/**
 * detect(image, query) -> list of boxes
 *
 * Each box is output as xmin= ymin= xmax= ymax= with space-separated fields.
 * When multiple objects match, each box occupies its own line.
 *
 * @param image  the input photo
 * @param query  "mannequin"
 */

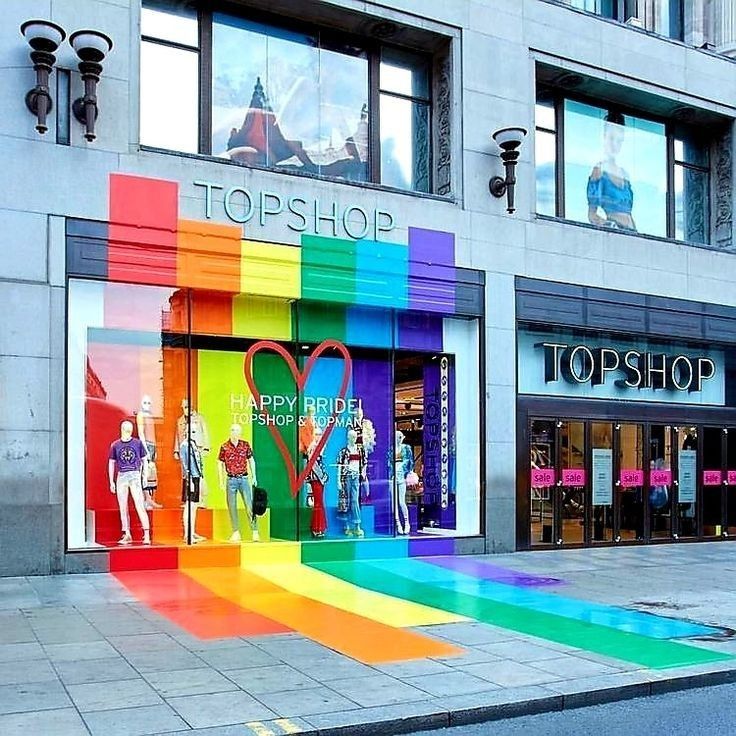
xmin=392 ymin=430 xmax=414 ymax=535
xmin=305 ymin=420 xmax=328 ymax=538
xmin=587 ymin=111 xmax=636 ymax=232
xmin=179 ymin=437 xmax=206 ymax=544
xmin=299 ymin=405 xmax=317 ymax=508
xmin=351 ymin=404 xmax=376 ymax=503
xmin=173 ymin=398 xmax=210 ymax=455
xmin=337 ymin=429 xmax=366 ymax=537
xmin=136 ymin=394 xmax=162 ymax=510
xmin=174 ymin=398 xmax=210 ymax=504
xmin=108 ymin=420 xmax=151 ymax=545
xmin=218 ymin=424 xmax=259 ymax=542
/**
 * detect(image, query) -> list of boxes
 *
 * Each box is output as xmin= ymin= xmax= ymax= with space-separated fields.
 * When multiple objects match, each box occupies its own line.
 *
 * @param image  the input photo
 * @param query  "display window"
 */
xmin=67 ymin=279 xmax=480 ymax=549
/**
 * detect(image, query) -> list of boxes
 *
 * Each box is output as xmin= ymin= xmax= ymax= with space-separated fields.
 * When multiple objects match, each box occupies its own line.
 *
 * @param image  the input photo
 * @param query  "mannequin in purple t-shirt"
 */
xmin=107 ymin=420 xmax=150 ymax=545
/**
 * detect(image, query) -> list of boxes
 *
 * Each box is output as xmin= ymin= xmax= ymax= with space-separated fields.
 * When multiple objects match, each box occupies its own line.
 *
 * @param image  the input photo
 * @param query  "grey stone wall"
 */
xmin=2 ymin=0 xmax=736 ymax=572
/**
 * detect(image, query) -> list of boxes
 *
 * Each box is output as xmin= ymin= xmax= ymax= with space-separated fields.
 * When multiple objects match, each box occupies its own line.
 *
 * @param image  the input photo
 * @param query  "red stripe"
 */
xmin=109 ymin=174 xmax=178 ymax=286
xmin=114 ymin=569 xmax=291 ymax=639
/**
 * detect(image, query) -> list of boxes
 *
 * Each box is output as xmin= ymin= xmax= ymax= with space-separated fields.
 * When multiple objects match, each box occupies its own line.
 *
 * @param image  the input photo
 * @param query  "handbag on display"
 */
xmin=253 ymin=486 xmax=268 ymax=516
xmin=405 ymin=471 xmax=420 ymax=487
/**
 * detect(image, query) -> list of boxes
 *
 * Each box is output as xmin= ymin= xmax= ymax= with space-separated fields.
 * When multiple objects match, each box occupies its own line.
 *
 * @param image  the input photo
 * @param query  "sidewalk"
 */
xmin=1 ymin=542 xmax=735 ymax=736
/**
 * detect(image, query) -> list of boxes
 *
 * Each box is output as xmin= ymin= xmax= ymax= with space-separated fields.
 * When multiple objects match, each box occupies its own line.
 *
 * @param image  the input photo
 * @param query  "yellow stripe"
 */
xmin=274 ymin=719 xmax=302 ymax=734
xmin=244 ymin=562 xmax=466 ymax=627
xmin=246 ymin=723 xmax=275 ymax=736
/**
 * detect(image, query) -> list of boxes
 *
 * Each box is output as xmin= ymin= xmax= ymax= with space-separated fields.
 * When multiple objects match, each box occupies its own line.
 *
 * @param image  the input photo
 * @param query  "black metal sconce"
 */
xmin=20 ymin=20 xmax=66 ymax=134
xmin=69 ymin=29 xmax=113 ymax=142
xmin=489 ymin=126 xmax=527 ymax=214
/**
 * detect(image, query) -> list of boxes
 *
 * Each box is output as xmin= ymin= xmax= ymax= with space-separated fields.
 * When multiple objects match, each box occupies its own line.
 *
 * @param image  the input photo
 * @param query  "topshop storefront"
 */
xmin=516 ymin=278 xmax=736 ymax=550
xmin=65 ymin=173 xmax=484 ymax=560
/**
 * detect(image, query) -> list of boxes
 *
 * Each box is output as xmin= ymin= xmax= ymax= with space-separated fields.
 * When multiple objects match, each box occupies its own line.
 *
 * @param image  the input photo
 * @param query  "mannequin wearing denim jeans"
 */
xmin=218 ymin=424 xmax=259 ymax=543
xmin=337 ymin=429 xmax=366 ymax=537
xmin=389 ymin=430 xmax=414 ymax=535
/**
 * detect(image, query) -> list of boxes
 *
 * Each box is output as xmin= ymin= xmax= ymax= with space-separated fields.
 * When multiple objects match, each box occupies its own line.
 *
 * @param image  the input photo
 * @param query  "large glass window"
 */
xmin=67 ymin=280 xmax=480 ymax=549
xmin=535 ymin=94 xmax=557 ymax=218
xmin=141 ymin=1 xmax=433 ymax=193
xmin=565 ymin=1 xmax=684 ymax=41
xmin=380 ymin=48 xmax=431 ymax=193
xmin=140 ymin=1 xmax=199 ymax=153
xmin=565 ymin=101 xmax=667 ymax=237
xmin=674 ymin=132 xmax=710 ymax=245
xmin=536 ymin=93 xmax=711 ymax=244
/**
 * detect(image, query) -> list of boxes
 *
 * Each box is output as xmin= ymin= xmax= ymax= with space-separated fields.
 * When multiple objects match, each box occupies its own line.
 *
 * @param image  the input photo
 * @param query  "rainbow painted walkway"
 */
xmin=112 ymin=539 xmax=732 ymax=671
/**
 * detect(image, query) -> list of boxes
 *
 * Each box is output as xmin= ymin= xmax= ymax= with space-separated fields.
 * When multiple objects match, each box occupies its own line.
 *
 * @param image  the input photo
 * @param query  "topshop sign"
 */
xmin=538 ymin=342 xmax=716 ymax=393
xmin=516 ymin=330 xmax=725 ymax=406
xmin=193 ymin=180 xmax=395 ymax=241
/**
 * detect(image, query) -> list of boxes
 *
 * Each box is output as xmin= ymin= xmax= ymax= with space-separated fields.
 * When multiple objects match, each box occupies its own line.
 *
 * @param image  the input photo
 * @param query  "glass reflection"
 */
xmin=675 ymin=166 xmax=709 ymax=244
xmin=677 ymin=426 xmax=698 ymax=537
xmin=380 ymin=96 xmax=430 ymax=192
xmin=649 ymin=425 xmax=673 ymax=539
xmin=535 ymin=129 xmax=556 ymax=217
xmin=570 ymin=0 xmax=615 ymax=18
xmin=530 ymin=419 xmax=556 ymax=546
xmin=140 ymin=42 xmax=199 ymax=153
xmin=564 ymin=101 xmax=667 ymax=237
xmin=212 ymin=14 xmax=369 ymax=181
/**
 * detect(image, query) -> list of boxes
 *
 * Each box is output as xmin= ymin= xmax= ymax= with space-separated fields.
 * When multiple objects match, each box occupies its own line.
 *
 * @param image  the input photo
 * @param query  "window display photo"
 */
xmin=67 ymin=279 xmax=481 ymax=549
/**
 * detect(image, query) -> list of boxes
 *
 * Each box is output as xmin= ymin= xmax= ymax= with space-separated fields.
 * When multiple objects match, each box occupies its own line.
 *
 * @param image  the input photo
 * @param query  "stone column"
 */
xmin=712 ymin=0 xmax=736 ymax=56
xmin=683 ymin=0 xmax=708 ymax=48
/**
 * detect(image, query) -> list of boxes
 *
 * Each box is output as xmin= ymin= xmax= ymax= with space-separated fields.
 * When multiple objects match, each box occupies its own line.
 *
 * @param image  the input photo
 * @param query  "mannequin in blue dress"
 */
xmin=587 ymin=111 xmax=637 ymax=232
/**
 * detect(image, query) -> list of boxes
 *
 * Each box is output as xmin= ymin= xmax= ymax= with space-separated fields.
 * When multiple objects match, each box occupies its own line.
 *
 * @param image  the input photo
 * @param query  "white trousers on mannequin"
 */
xmin=116 ymin=471 xmax=150 ymax=533
xmin=394 ymin=463 xmax=410 ymax=533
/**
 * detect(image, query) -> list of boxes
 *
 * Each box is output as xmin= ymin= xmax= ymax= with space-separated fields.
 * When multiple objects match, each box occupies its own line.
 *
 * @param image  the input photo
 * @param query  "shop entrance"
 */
xmin=526 ymin=411 xmax=736 ymax=548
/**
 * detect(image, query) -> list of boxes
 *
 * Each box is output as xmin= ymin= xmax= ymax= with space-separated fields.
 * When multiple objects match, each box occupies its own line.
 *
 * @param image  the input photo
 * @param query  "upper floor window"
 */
xmin=141 ymin=1 xmax=433 ymax=193
xmin=536 ymin=92 xmax=711 ymax=245
xmin=565 ymin=1 xmax=684 ymax=41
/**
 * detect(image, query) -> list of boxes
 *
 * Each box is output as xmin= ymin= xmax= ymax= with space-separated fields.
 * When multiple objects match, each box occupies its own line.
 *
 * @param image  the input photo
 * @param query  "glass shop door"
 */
xmin=614 ymin=423 xmax=645 ymax=543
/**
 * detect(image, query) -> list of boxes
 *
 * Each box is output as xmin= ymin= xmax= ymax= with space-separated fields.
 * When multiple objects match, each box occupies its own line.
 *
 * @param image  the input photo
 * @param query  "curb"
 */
xmin=299 ymin=666 xmax=736 ymax=736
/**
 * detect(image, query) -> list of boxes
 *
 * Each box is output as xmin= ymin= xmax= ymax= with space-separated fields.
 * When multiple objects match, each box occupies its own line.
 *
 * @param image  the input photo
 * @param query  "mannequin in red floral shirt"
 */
xmin=217 ymin=424 xmax=259 ymax=543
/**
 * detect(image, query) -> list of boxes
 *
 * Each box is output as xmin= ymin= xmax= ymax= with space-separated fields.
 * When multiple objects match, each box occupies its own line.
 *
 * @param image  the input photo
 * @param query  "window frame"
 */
xmin=141 ymin=1 xmax=434 ymax=193
xmin=535 ymin=87 xmax=712 ymax=245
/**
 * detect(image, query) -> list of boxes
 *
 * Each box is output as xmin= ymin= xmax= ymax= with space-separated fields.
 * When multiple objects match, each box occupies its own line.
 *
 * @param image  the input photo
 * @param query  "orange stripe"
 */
xmin=177 ymin=218 xmax=242 ymax=292
xmin=183 ymin=567 xmax=462 ymax=663
xmin=114 ymin=569 xmax=291 ymax=639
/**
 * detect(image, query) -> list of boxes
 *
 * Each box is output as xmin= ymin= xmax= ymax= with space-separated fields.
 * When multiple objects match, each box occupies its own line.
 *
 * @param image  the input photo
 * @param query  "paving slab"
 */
xmin=227 ymin=663 xmax=319 ymax=694
xmin=55 ymin=656 xmax=141 ymax=685
xmin=83 ymin=704 xmax=188 ymax=736
xmin=253 ymin=686 xmax=360 ymax=718
xmin=144 ymin=667 xmax=240 ymax=698
xmin=0 ymin=641 xmax=46 ymax=663
xmin=403 ymin=670 xmax=501 ymax=698
xmin=0 ymin=680 xmax=72 ymax=715
xmin=0 ymin=707 xmax=90 ymax=736
xmin=166 ymin=690 xmax=278 ymax=728
xmin=0 ymin=657 xmax=58 ymax=686
xmin=67 ymin=677 xmax=164 ymax=712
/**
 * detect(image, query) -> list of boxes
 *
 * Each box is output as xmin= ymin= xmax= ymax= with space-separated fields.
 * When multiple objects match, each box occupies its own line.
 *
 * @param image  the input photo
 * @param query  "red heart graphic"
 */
xmin=243 ymin=339 xmax=352 ymax=497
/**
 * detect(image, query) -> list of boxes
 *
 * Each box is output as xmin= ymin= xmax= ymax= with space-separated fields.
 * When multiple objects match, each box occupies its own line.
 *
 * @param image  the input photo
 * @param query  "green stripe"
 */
xmin=297 ymin=301 xmax=347 ymax=343
xmin=301 ymin=234 xmax=356 ymax=304
xmin=311 ymin=560 xmax=731 ymax=670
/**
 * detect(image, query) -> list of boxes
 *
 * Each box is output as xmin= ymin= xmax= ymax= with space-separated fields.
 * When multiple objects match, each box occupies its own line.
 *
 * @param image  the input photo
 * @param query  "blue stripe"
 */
xmin=365 ymin=558 xmax=717 ymax=640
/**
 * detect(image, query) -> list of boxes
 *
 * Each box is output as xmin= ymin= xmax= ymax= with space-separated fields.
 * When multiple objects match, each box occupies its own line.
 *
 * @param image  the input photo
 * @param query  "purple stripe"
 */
xmin=408 ymin=228 xmax=456 ymax=313
xmin=397 ymin=312 xmax=443 ymax=351
xmin=408 ymin=537 xmax=455 ymax=557
xmin=427 ymin=556 xmax=564 ymax=587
